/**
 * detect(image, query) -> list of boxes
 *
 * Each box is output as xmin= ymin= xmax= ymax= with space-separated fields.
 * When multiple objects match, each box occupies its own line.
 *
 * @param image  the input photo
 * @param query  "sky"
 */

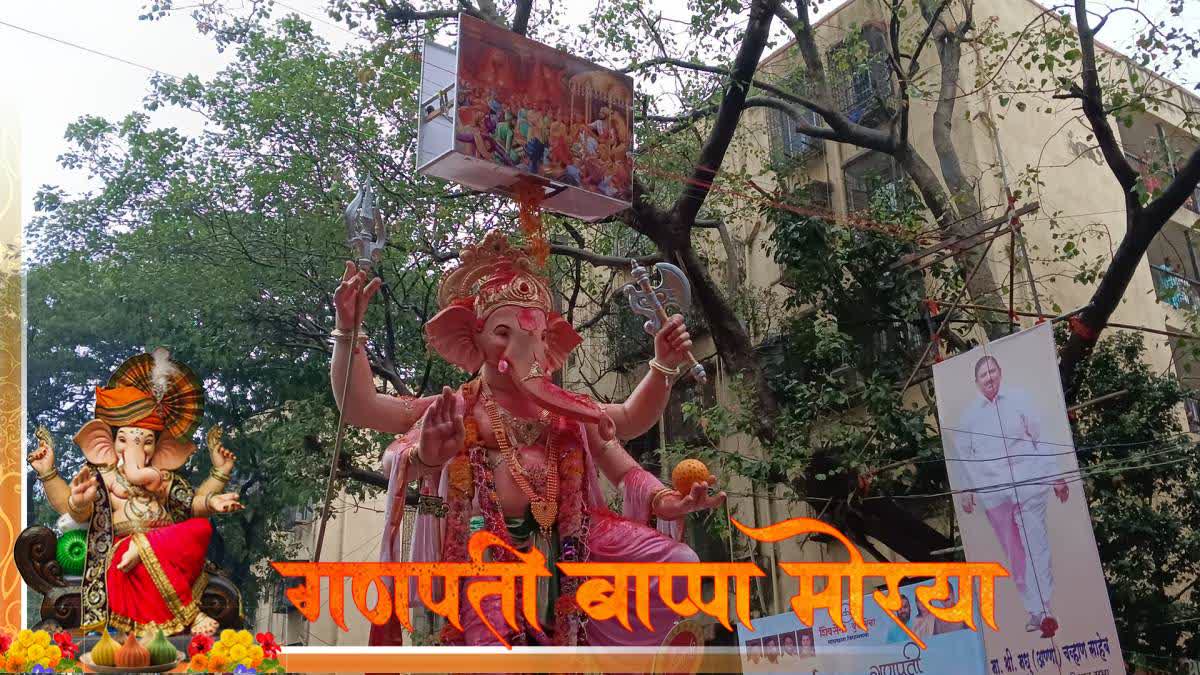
xmin=0 ymin=0 xmax=1195 ymax=230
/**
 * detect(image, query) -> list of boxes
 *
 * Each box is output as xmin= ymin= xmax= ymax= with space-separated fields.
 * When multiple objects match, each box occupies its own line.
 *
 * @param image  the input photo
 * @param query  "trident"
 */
xmin=314 ymin=177 xmax=389 ymax=563
xmin=623 ymin=260 xmax=707 ymax=384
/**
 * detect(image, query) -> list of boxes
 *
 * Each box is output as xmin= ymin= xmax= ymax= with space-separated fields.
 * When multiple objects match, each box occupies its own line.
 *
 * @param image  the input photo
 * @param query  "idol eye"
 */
xmin=493 ymin=325 xmax=510 ymax=337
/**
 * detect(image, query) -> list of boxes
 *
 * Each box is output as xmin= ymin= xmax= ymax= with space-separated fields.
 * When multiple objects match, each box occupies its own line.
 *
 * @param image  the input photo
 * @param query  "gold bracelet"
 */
xmin=36 ymin=468 xmax=59 ymax=483
xmin=205 ymin=492 xmax=216 ymax=514
xmin=209 ymin=468 xmax=232 ymax=483
xmin=648 ymin=358 xmax=680 ymax=378
xmin=650 ymin=487 xmax=675 ymax=517
xmin=407 ymin=446 xmax=439 ymax=470
xmin=67 ymin=494 xmax=90 ymax=517
xmin=330 ymin=327 xmax=368 ymax=344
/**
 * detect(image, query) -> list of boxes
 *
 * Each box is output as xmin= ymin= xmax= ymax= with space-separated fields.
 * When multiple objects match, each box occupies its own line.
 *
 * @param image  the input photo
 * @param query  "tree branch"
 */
xmin=673 ymin=0 xmax=782 ymax=227
xmin=1144 ymin=147 xmax=1200 ymax=226
xmin=511 ymin=0 xmax=532 ymax=35
xmin=622 ymin=57 xmax=832 ymax=117
xmin=1072 ymin=0 xmax=1140 ymax=197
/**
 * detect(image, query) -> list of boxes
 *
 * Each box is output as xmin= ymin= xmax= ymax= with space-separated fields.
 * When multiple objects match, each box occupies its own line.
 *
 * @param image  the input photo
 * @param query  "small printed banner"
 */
xmin=736 ymin=577 xmax=986 ymax=674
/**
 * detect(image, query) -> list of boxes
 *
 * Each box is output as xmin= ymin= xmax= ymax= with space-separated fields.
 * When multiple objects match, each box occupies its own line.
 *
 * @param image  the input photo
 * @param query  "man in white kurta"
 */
xmin=950 ymin=355 xmax=1070 ymax=638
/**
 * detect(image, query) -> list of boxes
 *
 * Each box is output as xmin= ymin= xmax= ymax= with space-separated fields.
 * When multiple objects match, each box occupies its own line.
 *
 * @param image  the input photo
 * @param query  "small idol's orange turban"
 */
xmin=94 ymin=385 xmax=165 ymax=432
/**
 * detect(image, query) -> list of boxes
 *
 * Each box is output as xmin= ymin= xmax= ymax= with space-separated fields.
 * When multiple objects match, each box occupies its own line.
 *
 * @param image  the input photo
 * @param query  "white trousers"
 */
xmin=984 ymin=488 xmax=1052 ymax=616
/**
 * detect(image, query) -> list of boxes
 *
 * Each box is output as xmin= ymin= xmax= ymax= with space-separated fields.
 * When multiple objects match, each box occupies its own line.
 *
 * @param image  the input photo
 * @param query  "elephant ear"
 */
xmin=425 ymin=304 xmax=484 ymax=373
xmin=73 ymin=419 xmax=117 ymax=466
xmin=545 ymin=312 xmax=582 ymax=372
xmin=152 ymin=436 xmax=197 ymax=471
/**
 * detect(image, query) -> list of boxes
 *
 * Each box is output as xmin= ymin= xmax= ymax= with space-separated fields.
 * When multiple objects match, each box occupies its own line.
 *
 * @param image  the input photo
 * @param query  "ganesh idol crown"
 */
xmin=329 ymin=228 xmax=725 ymax=648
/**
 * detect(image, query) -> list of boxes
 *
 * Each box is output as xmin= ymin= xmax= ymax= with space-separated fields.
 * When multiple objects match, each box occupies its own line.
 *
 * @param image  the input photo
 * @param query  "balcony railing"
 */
xmin=1185 ymin=398 xmax=1200 ymax=434
xmin=1151 ymin=263 xmax=1200 ymax=309
xmin=831 ymin=53 xmax=892 ymax=126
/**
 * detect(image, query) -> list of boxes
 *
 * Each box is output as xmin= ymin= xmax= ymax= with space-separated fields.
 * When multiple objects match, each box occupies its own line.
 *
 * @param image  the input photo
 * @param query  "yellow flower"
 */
xmin=26 ymin=644 xmax=45 ymax=661
xmin=248 ymin=645 xmax=264 ymax=661
xmin=46 ymin=645 xmax=61 ymax=661
xmin=229 ymin=644 xmax=247 ymax=662
xmin=220 ymin=628 xmax=236 ymax=644
xmin=16 ymin=629 xmax=33 ymax=645
xmin=189 ymin=653 xmax=209 ymax=671
xmin=33 ymin=631 xmax=51 ymax=647
xmin=7 ymin=645 xmax=25 ymax=660
xmin=237 ymin=630 xmax=254 ymax=646
xmin=211 ymin=641 xmax=229 ymax=656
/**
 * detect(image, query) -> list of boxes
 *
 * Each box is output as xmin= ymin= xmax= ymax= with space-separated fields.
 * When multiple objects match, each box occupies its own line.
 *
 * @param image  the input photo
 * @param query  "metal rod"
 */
xmin=313 ymin=321 xmax=361 ymax=563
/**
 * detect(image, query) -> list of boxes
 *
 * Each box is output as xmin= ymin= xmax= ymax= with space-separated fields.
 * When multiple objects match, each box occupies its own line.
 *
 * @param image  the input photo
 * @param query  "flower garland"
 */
xmin=185 ymin=629 xmax=283 ymax=674
xmin=0 ymin=630 xmax=80 ymax=673
xmin=551 ymin=418 xmax=590 ymax=646
xmin=438 ymin=415 xmax=478 ymax=646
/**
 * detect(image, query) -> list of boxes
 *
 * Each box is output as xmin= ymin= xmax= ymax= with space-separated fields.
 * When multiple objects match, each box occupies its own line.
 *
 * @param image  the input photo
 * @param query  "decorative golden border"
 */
xmin=0 ymin=99 xmax=22 ymax=634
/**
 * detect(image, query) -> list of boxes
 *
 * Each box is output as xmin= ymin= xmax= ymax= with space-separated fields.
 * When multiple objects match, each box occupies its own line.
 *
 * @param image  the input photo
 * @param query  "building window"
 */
xmin=843 ymin=151 xmax=915 ymax=214
xmin=769 ymin=106 xmax=824 ymax=168
xmin=829 ymin=24 xmax=894 ymax=127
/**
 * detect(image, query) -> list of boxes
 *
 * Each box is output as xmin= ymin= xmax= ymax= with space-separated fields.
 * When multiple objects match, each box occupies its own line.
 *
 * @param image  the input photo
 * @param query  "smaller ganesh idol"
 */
xmin=26 ymin=348 xmax=243 ymax=636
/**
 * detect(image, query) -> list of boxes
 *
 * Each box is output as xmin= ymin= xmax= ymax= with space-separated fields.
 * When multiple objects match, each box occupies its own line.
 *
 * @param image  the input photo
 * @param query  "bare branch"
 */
xmin=673 ymin=0 xmax=782 ymax=227
xmin=511 ymin=0 xmax=532 ymax=35
xmin=621 ymin=57 xmax=832 ymax=116
xmin=1072 ymin=0 xmax=1140 ymax=198
xmin=551 ymin=243 xmax=660 ymax=268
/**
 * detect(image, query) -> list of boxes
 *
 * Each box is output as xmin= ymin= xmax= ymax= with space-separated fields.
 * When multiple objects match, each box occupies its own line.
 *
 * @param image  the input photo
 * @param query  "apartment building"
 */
xmin=563 ymin=0 xmax=1200 ymax=619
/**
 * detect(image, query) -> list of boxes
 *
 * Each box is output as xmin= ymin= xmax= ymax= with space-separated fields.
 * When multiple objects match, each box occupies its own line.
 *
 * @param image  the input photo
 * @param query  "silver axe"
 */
xmin=623 ymin=260 xmax=708 ymax=384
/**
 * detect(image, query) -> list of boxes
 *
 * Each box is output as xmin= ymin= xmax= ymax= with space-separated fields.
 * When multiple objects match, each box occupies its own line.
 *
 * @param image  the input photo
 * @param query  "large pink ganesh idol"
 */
xmin=330 ymin=230 xmax=724 ymax=647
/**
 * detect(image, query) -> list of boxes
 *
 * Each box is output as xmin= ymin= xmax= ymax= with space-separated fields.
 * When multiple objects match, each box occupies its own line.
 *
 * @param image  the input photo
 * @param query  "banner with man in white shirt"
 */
xmin=933 ymin=322 xmax=1124 ymax=674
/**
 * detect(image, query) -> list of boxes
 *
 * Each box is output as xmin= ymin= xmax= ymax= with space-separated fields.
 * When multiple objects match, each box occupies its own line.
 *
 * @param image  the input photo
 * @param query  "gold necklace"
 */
xmin=484 ymin=396 xmax=559 ymax=538
xmin=481 ymin=381 xmax=551 ymax=447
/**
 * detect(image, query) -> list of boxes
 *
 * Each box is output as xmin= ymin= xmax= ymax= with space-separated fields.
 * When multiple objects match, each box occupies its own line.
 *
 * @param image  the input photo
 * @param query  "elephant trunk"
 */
xmin=500 ymin=349 xmax=605 ymax=426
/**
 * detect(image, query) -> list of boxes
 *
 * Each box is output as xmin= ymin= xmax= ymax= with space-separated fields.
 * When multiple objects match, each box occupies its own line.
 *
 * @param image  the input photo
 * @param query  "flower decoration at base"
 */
xmin=188 ymin=633 xmax=214 ymax=658
xmin=187 ymin=628 xmax=283 ymax=674
xmin=0 ymin=630 xmax=81 ymax=672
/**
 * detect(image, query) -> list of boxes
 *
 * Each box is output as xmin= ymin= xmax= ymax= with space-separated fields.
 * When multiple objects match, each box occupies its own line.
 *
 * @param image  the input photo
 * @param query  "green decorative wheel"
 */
xmin=56 ymin=529 xmax=87 ymax=576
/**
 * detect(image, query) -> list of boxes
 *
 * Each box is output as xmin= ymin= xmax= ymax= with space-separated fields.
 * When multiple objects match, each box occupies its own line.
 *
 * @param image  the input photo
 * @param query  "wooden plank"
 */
xmin=889 ymin=202 xmax=1040 ymax=271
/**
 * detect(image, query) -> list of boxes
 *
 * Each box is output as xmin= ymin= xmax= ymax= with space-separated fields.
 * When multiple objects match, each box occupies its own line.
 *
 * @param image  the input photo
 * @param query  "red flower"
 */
xmin=53 ymin=632 xmax=79 ymax=659
xmin=256 ymin=632 xmax=281 ymax=659
xmin=188 ymin=633 xmax=214 ymax=658
xmin=0 ymin=633 xmax=11 ymax=654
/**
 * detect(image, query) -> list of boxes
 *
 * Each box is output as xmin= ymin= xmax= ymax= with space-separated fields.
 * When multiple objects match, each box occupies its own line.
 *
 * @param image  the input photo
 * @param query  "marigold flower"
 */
xmin=189 ymin=652 xmax=210 ymax=671
xmin=33 ymin=631 xmax=51 ymax=647
xmin=230 ymin=644 xmax=248 ymax=662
